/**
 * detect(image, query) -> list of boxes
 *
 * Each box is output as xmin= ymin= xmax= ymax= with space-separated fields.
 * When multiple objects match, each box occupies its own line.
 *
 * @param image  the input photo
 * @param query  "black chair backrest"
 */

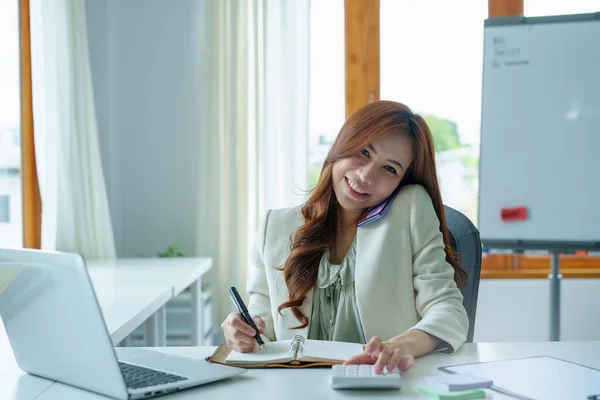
xmin=443 ymin=205 xmax=482 ymax=343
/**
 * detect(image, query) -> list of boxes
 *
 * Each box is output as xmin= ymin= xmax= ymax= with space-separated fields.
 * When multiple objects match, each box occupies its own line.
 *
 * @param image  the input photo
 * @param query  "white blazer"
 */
xmin=246 ymin=184 xmax=468 ymax=353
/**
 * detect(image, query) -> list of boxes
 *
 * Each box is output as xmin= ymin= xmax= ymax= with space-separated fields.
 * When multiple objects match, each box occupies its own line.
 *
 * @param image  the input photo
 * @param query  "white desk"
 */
xmin=15 ymin=341 xmax=600 ymax=400
xmin=90 ymin=279 xmax=172 ymax=346
xmin=87 ymin=258 xmax=212 ymax=346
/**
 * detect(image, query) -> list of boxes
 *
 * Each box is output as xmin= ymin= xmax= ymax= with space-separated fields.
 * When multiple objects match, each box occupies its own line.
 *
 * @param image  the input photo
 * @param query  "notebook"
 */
xmin=208 ymin=335 xmax=364 ymax=369
xmin=423 ymin=373 xmax=493 ymax=392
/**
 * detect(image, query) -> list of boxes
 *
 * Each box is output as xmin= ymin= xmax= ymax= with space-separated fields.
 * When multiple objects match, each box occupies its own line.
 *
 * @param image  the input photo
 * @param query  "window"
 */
xmin=380 ymin=0 xmax=488 ymax=225
xmin=0 ymin=195 xmax=9 ymax=222
xmin=0 ymin=0 xmax=23 ymax=248
xmin=307 ymin=0 xmax=345 ymax=189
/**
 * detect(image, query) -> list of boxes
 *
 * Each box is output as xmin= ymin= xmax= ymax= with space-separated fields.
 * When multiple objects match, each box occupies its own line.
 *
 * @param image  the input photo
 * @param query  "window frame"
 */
xmin=19 ymin=0 xmax=41 ymax=249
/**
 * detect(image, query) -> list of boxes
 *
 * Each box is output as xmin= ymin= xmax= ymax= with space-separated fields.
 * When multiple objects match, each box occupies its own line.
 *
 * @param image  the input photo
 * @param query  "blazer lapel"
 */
xmin=355 ymin=218 xmax=408 ymax=341
xmin=355 ymin=225 xmax=383 ymax=341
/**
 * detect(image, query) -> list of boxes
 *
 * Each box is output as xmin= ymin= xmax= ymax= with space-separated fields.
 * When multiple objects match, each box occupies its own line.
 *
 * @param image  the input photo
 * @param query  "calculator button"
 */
xmin=330 ymin=365 xmax=403 ymax=390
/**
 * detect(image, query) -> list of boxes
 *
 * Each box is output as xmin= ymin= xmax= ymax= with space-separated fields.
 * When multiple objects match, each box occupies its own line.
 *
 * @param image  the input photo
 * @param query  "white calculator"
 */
xmin=329 ymin=364 xmax=403 ymax=389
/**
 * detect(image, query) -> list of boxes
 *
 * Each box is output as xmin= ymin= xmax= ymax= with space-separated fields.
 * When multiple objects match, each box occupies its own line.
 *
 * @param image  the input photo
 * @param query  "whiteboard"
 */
xmin=440 ymin=356 xmax=600 ymax=400
xmin=478 ymin=13 xmax=600 ymax=249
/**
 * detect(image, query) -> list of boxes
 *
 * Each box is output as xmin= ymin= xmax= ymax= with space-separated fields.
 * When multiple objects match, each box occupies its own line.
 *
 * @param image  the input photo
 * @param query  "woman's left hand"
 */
xmin=344 ymin=336 xmax=415 ymax=374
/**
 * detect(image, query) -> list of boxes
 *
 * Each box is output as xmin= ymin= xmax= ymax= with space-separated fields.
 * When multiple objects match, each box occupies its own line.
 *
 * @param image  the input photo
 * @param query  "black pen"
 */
xmin=228 ymin=286 xmax=266 ymax=351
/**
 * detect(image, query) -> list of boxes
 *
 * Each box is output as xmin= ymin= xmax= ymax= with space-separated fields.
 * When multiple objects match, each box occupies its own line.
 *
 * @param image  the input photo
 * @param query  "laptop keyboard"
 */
xmin=118 ymin=362 xmax=188 ymax=389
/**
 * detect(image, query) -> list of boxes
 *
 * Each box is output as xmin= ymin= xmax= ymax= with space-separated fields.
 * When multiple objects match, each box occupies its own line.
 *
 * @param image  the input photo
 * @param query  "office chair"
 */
xmin=444 ymin=205 xmax=482 ymax=343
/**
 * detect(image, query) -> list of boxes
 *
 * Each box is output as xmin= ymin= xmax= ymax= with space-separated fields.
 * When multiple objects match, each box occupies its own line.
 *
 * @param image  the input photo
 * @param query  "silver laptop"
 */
xmin=0 ymin=248 xmax=245 ymax=399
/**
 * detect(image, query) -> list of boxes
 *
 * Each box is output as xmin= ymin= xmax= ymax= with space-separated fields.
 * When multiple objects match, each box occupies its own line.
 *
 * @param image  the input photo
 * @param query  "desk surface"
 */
xmin=12 ymin=341 xmax=599 ymax=400
xmin=87 ymin=258 xmax=212 ymax=296
xmin=91 ymin=280 xmax=171 ymax=345
xmin=87 ymin=257 xmax=212 ymax=344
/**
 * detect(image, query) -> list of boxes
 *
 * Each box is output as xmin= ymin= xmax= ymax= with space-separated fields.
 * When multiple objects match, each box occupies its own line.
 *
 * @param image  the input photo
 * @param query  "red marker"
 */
xmin=500 ymin=206 xmax=527 ymax=222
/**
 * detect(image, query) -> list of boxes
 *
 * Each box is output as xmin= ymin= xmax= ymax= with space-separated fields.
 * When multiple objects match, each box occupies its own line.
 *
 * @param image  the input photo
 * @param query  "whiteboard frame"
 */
xmin=478 ymin=12 xmax=600 ymax=251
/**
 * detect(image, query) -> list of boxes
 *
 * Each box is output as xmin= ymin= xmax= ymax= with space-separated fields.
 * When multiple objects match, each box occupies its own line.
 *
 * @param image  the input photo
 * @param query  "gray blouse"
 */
xmin=307 ymin=237 xmax=366 ymax=344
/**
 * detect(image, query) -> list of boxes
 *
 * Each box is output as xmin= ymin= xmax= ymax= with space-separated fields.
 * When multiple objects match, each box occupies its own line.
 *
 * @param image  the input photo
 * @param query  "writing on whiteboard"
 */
xmin=491 ymin=35 xmax=530 ymax=68
xmin=505 ymin=60 xmax=530 ymax=66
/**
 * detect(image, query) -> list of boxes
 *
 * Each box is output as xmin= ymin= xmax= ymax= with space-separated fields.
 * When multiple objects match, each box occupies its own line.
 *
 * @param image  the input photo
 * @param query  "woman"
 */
xmin=222 ymin=101 xmax=469 ymax=374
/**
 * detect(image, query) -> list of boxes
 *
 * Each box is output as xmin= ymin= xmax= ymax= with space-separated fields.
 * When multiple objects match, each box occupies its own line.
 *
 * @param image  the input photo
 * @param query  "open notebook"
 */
xmin=208 ymin=335 xmax=364 ymax=368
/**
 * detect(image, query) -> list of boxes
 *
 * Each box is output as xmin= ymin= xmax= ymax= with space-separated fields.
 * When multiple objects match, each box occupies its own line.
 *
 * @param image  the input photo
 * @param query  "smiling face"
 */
xmin=332 ymin=130 xmax=414 ymax=220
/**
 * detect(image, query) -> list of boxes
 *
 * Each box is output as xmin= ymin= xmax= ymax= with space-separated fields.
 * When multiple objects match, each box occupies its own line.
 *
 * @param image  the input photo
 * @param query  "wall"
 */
xmin=86 ymin=0 xmax=206 ymax=257
xmin=474 ymin=279 xmax=600 ymax=342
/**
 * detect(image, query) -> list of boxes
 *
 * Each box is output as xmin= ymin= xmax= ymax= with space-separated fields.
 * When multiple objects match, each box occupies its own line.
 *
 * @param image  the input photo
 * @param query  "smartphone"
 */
xmin=356 ymin=187 xmax=400 ymax=227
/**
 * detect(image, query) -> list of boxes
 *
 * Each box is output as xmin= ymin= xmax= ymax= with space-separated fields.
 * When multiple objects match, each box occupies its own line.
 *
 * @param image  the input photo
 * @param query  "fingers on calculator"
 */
xmin=329 ymin=364 xmax=403 ymax=390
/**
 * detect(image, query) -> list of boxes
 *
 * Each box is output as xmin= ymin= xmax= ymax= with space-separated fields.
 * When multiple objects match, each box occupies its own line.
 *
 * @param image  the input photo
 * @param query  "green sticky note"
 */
xmin=417 ymin=385 xmax=486 ymax=400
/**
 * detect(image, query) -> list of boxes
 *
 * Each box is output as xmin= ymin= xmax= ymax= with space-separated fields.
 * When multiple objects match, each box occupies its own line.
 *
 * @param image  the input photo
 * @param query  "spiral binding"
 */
xmin=288 ymin=334 xmax=305 ymax=360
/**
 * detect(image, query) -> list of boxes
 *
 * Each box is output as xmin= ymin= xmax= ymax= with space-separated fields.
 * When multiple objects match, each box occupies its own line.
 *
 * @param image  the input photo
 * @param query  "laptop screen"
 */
xmin=0 ymin=249 xmax=128 ymax=400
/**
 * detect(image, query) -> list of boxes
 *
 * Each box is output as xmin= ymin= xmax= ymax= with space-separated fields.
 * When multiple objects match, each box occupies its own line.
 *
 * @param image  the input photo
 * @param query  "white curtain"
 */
xmin=197 ymin=0 xmax=310 ymax=326
xmin=30 ymin=0 xmax=116 ymax=259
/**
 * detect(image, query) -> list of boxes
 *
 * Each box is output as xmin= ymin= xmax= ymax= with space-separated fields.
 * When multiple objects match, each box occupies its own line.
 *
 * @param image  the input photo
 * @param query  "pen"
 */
xmin=228 ymin=286 xmax=266 ymax=351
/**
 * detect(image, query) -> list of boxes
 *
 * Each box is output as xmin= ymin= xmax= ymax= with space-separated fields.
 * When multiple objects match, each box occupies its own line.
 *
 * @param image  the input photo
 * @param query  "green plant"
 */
xmin=158 ymin=244 xmax=185 ymax=258
xmin=422 ymin=114 xmax=463 ymax=152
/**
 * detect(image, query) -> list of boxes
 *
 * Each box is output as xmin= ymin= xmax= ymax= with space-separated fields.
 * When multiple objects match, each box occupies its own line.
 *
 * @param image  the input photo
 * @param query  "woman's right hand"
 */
xmin=221 ymin=313 xmax=265 ymax=353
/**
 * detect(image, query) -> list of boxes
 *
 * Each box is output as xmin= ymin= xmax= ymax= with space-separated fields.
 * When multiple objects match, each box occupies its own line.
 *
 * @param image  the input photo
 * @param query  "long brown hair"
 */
xmin=278 ymin=100 xmax=468 ymax=329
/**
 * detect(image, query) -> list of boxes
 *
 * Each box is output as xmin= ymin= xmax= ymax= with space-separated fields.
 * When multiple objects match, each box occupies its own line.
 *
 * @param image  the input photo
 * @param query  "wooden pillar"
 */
xmin=488 ymin=0 xmax=523 ymax=18
xmin=19 ymin=0 xmax=42 ymax=248
xmin=344 ymin=0 xmax=379 ymax=118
